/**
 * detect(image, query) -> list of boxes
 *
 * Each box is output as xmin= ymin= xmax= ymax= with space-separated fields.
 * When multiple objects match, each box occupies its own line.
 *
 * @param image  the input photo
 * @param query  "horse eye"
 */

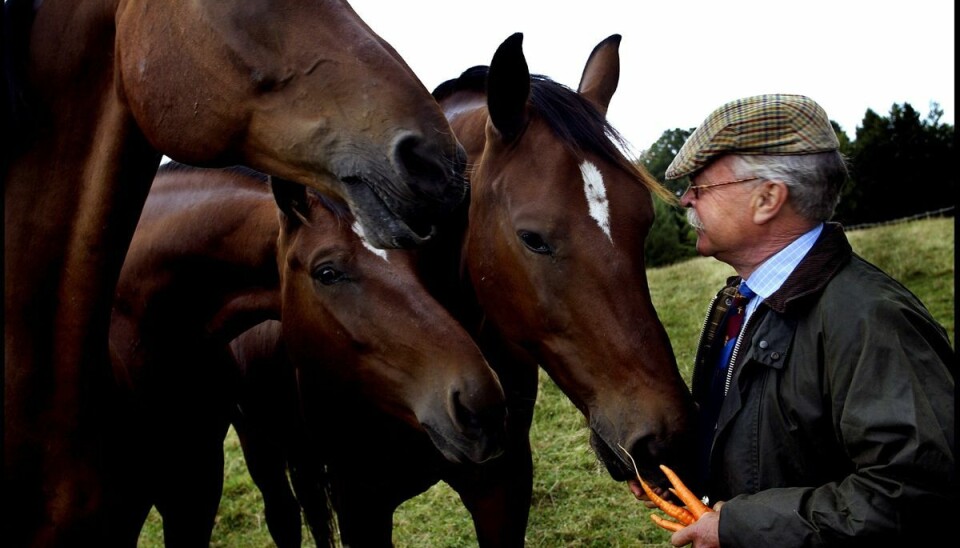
xmin=313 ymin=265 xmax=346 ymax=285
xmin=517 ymin=230 xmax=551 ymax=254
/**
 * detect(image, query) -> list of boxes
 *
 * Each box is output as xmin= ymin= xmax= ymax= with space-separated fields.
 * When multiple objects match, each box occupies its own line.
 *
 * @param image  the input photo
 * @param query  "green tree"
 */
xmin=640 ymin=128 xmax=697 ymax=267
xmin=644 ymin=197 xmax=697 ymax=267
xmin=641 ymin=127 xmax=693 ymax=196
xmin=832 ymin=120 xmax=860 ymax=222
xmin=835 ymin=102 xmax=955 ymax=225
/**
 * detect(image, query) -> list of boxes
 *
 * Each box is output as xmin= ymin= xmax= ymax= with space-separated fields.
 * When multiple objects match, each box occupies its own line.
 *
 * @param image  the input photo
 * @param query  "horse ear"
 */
xmin=487 ymin=32 xmax=530 ymax=144
xmin=577 ymin=34 xmax=621 ymax=116
xmin=270 ymin=176 xmax=310 ymax=227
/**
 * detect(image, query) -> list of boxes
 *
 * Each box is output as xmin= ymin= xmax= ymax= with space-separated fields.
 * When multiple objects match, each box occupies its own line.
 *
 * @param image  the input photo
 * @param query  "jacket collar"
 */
xmin=761 ymin=223 xmax=852 ymax=315
xmin=720 ymin=223 xmax=852 ymax=315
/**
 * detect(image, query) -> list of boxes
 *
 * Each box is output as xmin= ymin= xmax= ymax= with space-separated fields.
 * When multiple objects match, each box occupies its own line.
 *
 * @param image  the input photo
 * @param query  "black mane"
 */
xmin=432 ymin=65 xmax=660 ymax=197
xmin=433 ymin=65 xmax=489 ymax=101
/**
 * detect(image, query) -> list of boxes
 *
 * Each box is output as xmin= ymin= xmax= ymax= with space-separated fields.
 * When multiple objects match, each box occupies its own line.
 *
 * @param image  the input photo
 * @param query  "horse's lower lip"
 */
xmin=357 ymin=176 xmax=441 ymax=240
xmin=421 ymin=421 xmax=503 ymax=465
xmin=341 ymin=175 xmax=434 ymax=248
xmin=420 ymin=423 xmax=469 ymax=464
xmin=589 ymin=429 xmax=635 ymax=482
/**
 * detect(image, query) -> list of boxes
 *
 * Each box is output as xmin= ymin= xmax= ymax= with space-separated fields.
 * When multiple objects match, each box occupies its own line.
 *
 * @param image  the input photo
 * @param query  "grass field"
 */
xmin=139 ymin=216 xmax=954 ymax=547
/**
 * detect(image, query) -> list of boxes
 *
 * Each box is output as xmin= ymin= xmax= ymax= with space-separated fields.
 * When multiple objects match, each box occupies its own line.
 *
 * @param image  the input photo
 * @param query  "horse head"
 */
xmin=113 ymin=0 xmax=466 ymax=248
xmin=436 ymin=34 xmax=698 ymax=485
xmin=271 ymin=178 xmax=506 ymax=465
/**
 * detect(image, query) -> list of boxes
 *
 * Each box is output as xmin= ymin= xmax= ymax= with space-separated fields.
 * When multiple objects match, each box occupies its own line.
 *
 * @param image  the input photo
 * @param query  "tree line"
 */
xmin=640 ymin=101 xmax=956 ymax=268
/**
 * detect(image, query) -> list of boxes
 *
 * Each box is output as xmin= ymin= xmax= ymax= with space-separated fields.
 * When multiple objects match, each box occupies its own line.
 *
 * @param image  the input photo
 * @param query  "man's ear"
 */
xmin=752 ymin=180 xmax=789 ymax=224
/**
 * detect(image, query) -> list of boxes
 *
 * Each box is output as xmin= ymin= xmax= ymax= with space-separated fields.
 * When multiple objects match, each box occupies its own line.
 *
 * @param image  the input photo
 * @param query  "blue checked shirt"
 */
xmin=741 ymin=223 xmax=823 ymax=323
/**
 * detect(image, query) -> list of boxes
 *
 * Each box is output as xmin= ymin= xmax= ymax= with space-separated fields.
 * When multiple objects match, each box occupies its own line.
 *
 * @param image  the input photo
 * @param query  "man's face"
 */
xmin=678 ymin=156 xmax=758 ymax=262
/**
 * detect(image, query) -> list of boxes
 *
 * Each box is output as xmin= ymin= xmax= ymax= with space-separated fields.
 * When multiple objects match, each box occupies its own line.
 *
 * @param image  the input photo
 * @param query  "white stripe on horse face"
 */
xmin=352 ymin=221 xmax=389 ymax=261
xmin=580 ymin=160 xmax=612 ymax=243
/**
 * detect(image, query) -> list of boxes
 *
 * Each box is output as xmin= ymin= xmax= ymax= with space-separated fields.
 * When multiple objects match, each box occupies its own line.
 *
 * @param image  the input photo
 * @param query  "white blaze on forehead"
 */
xmin=580 ymin=160 xmax=612 ymax=243
xmin=351 ymin=221 xmax=389 ymax=261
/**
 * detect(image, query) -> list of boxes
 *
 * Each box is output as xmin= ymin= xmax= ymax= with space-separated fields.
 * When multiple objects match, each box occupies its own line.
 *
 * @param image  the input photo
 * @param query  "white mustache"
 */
xmin=686 ymin=208 xmax=705 ymax=231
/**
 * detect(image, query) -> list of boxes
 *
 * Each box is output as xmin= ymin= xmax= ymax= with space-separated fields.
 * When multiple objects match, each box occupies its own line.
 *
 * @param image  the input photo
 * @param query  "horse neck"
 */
xmin=9 ymin=0 xmax=158 ymax=229
xmin=6 ymin=0 xmax=160 ymax=370
xmin=114 ymin=172 xmax=283 ymax=351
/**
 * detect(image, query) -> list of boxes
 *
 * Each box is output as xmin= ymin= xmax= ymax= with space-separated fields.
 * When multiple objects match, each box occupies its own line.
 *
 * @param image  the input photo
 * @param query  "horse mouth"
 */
xmin=589 ymin=429 xmax=635 ymax=481
xmin=589 ymin=428 xmax=673 ymax=490
xmin=341 ymin=175 xmax=438 ymax=249
xmin=421 ymin=421 xmax=505 ymax=465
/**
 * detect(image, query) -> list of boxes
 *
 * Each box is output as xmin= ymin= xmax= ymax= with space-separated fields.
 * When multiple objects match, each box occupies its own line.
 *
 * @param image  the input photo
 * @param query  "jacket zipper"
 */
xmin=723 ymin=313 xmax=754 ymax=396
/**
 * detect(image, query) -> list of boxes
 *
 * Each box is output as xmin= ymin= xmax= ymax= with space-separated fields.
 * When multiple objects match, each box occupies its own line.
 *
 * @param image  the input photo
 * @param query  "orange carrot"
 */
xmin=638 ymin=478 xmax=695 ymax=525
xmin=659 ymin=464 xmax=713 ymax=519
xmin=617 ymin=444 xmax=706 ymax=529
xmin=650 ymin=513 xmax=685 ymax=532
xmin=617 ymin=443 xmax=696 ymax=526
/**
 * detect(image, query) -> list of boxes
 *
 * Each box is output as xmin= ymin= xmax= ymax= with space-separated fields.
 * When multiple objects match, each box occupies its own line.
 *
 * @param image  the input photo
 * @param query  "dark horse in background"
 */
xmin=231 ymin=33 xmax=698 ymax=546
xmin=109 ymin=163 xmax=506 ymax=546
xmin=3 ymin=1 xmax=471 ymax=545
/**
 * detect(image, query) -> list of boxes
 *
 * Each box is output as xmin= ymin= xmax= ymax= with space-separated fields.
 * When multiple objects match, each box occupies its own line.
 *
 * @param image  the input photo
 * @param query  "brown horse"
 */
xmin=4 ymin=0 xmax=469 ymax=544
xmin=108 ymin=163 xmax=506 ymax=546
xmin=233 ymin=33 xmax=698 ymax=546
xmin=440 ymin=33 xmax=696 ymax=486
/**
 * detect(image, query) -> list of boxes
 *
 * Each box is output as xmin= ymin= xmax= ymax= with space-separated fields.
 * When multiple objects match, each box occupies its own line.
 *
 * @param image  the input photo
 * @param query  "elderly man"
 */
xmin=638 ymin=94 xmax=955 ymax=547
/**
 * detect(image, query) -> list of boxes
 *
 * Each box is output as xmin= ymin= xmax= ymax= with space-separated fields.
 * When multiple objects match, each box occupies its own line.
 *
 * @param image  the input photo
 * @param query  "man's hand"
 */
xmin=670 ymin=501 xmax=723 ymax=548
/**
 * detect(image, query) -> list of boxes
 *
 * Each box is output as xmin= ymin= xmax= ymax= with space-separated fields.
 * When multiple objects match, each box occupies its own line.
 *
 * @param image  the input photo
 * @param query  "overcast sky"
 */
xmin=348 ymin=0 xmax=955 ymax=155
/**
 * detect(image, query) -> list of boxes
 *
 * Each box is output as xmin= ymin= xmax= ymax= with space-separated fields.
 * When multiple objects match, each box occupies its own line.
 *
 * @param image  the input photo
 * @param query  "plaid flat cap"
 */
xmin=665 ymin=94 xmax=839 ymax=179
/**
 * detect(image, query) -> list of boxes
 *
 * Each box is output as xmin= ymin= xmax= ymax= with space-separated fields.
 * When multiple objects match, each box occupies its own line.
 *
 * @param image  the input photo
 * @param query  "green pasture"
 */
xmin=139 ymin=216 xmax=954 ymax=547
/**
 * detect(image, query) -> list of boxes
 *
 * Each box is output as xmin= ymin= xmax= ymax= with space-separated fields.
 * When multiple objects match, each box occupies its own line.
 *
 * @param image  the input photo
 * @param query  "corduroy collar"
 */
xmin=722 ymin=223 xmax=853 ymax=315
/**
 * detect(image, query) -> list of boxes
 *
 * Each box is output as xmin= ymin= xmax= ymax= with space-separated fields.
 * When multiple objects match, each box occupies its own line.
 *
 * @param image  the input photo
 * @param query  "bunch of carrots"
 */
xmin=620 ymin=444 xmax=714 ymax=532
xmin=638 ymin=464 xmax=713 ymax=532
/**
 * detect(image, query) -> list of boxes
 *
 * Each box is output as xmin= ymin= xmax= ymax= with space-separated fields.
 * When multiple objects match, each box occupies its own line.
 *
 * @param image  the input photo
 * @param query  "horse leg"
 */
xmin=448 ymin=333 xmax=540 ymax=547
xmin=152 ymin=352 xmax=235 ymax=548
xmin=103 ymin=402 xmax=157 ymax=546
xmin=316 ymin=419 xmax=445 ymax=548
xmin=326 ymin=473 xmax=398 ymax=548
xmin=449 ymin=444 xmax=533 ymax=547
xmin=288 ymin=457 xmax=338 ymax=547
xmin=153 ymin=418 xmax=228 ymax=548
xmin=286 ymin=427 xmax=433 ymax=547
xmin=234 ymin=409 xmax=304 ymax=548
xmin=442 ymin=406 xmax=536 ymax=548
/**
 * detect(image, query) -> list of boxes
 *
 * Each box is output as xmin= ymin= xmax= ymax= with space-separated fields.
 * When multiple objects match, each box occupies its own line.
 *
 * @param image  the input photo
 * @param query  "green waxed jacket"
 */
xmin=691 ymin=223 xmax=956 ymax=547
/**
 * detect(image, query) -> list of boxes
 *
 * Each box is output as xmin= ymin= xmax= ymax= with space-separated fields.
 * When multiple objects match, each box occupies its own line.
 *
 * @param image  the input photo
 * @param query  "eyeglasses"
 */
xmin=684 ymin=177 xmax=761 ymax=199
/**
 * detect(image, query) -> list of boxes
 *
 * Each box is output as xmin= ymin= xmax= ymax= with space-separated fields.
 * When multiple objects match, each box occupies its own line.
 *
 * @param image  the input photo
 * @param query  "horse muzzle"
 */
xmin=588 ymin=423 xmax=694 ymax=493
xmin=419 ymin=387 xmax=508 ymax=465
xmin=339 ymin=136 xmax=468 ymax=249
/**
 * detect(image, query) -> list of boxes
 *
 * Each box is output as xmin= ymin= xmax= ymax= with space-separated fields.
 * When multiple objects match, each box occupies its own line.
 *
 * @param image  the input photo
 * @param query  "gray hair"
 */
xmin=728 ymin=152 xmax=848 ymax=222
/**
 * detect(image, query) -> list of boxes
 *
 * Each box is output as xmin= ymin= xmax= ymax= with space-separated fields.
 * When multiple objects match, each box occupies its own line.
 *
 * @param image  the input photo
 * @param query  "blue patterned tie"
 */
xmin=715 ymin=282 xmax=755 ymax=375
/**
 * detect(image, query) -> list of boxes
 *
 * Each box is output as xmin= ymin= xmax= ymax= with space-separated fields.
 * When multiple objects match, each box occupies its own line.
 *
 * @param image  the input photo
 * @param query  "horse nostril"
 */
xmin=619 ymin=431 xmax=696 ymax=488
xmin=395 ymin=133 xmax=447 ymax=187
xmin=393 ymin=133 xmax=468 ymax=210
xmin=644 ymin=431 xmax=675 ymax=461
xmin=452 ymin=391 xmax=481 ymax=431
xmin=451 ymin=390 xmax=505 ymax=436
